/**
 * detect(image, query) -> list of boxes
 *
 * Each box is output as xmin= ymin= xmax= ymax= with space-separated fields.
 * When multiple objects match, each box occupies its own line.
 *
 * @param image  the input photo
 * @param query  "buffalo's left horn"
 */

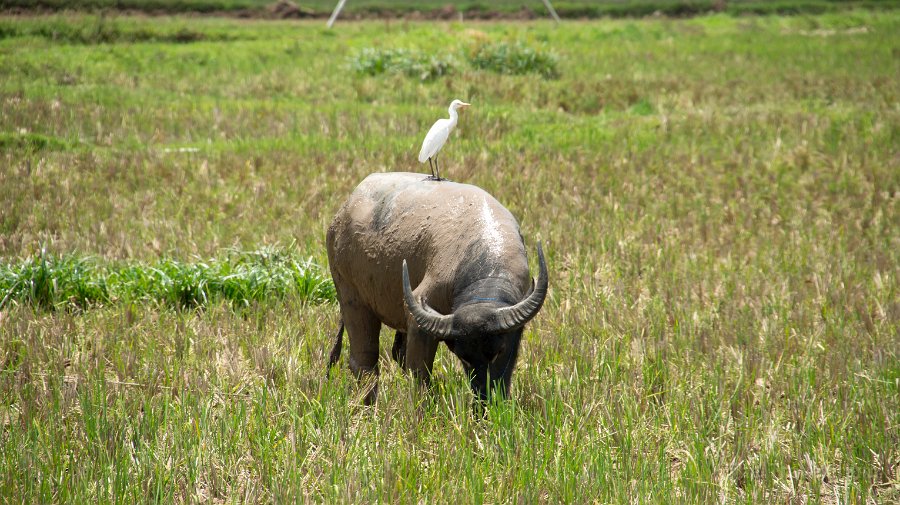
xmin=402 ymin=260 xmax=457 ymax=340
xmin=492 ymin=242 xmax=549 ymax=332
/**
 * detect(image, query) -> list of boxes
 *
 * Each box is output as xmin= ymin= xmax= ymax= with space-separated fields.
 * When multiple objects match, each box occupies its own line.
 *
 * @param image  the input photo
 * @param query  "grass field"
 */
xmin=1 ymin=10 xmax=899 ymax=503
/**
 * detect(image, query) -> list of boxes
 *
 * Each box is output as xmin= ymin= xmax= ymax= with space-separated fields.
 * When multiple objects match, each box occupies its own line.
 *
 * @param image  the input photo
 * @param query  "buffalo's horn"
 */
xmin=402 ymin=260 xmax=457 ymax=340
xmin=492 ymin=243 xmax=549 ymax=332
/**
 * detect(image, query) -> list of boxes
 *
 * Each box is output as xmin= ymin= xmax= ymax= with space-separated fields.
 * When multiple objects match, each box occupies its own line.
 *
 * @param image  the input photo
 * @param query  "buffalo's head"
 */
xmin=402 ymin=244 xmax=548 ymax=402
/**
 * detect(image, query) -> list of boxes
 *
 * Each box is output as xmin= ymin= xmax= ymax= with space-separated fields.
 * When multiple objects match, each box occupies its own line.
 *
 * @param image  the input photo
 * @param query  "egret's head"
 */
xmin=450 ymin=99 xmax=471 ymax=111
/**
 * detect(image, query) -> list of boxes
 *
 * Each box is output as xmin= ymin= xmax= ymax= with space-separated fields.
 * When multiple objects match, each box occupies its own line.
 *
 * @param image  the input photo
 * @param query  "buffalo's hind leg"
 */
xmin=391 ymin=331 xmax=407 ymax=367
xmin=341 ymin=302 xmax=382 ymax=405
xmin=325 ymin=320 xmax=345 ymax=377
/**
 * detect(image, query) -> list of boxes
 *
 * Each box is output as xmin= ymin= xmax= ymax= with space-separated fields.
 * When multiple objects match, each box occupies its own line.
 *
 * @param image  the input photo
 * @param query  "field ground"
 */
xmin=1 ymin=11 xmax=899 ymax=503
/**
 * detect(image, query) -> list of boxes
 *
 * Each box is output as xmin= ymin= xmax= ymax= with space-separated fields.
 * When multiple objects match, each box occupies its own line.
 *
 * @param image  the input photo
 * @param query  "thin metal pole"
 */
xmin=327 ymin=0 xmax=348 ymax=28
xmin=541 ymin=0 xmax=561 ymax=23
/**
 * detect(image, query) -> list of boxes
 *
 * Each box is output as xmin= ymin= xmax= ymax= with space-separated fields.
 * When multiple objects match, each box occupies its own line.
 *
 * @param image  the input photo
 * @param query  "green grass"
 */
xmin=1 ymin=11 xmax=899 ymax=503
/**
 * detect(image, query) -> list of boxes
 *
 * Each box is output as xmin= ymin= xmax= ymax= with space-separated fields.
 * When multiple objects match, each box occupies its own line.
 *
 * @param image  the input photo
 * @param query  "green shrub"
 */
xmin=466 ymin=41 xmax=560 ymax=79
xmin=350 ymin=48 xmax=457 ymax=81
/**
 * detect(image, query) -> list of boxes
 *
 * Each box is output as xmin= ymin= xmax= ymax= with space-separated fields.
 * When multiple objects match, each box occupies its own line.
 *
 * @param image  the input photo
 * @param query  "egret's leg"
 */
xmin=434 ymin=156 xmax=441 ymax=181
xmin=428 ymin=158 xmax=436 ymax=178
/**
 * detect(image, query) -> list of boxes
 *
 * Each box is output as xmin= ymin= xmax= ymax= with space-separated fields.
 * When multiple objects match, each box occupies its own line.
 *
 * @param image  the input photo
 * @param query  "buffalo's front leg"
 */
xmin=404 ymin=321 xmax=438 ymax=384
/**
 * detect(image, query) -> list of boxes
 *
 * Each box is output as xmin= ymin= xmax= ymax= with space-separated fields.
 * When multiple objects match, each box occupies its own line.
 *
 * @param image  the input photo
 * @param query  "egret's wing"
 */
xmin=418 ymin=119 xmax=451 ymax=163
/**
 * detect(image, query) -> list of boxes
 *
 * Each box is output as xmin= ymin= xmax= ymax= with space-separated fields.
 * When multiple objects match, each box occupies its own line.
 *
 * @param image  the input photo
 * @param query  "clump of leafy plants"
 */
xmin=0 ymin=132 xmax=71 ymax=152
xmin=350 ymin=42 xmax=560 ymax=82
xmin=0 ymin=253 xmax=106 ymax=310
xmin=466 ymin=41 xmax=560 ymax=79
xmin=0 ymin=247 xmax=336 ymax=311
xmin=350 ymin=48 xmax=457 ymax=81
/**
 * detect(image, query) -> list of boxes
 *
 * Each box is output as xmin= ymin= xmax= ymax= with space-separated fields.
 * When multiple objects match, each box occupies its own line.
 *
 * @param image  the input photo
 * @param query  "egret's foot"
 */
xmin=425 ymin=175 xmax=445 ymax=182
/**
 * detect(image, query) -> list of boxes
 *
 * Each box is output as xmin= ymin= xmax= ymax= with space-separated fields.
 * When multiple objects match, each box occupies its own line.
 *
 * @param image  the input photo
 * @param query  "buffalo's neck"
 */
xmin=451 ymin=276 xmax=524 ymax=311
xmin=444 ymin=240 xmax=530 ymax=311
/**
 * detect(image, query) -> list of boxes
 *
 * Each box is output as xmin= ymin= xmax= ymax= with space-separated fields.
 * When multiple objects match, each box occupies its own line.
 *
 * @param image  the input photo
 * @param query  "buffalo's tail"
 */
xmin=326 ymin=320 xmax=344 ymax=376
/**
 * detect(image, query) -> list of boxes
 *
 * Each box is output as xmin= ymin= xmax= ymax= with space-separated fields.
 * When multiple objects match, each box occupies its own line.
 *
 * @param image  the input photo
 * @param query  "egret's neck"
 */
xmin=447 ymin=106 xmax=459 ymax=126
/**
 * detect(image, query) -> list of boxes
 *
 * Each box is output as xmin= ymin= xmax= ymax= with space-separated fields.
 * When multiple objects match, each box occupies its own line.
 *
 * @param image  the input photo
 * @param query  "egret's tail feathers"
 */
xmin=417 ymin=150 xmax=428 ymax=163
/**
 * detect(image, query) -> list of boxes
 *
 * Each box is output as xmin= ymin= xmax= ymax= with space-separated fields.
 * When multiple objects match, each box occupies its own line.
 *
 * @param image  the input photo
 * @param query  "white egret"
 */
xmin=418 ymin=99 xmax=470 ymax=181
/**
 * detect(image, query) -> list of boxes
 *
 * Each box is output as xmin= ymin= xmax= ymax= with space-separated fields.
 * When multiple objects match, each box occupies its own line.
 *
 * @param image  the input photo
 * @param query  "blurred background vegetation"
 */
xmin=2 ymin=0 xmax=899 ymax=18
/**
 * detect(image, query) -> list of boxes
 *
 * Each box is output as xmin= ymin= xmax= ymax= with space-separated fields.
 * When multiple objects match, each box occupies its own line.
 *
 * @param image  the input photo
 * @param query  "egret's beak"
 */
xmin=459 ymin=102 xmax=471 ymax=109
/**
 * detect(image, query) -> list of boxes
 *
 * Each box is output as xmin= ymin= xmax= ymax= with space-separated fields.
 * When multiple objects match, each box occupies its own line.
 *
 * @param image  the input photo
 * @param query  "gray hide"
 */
xmin=326 ymin=172 xmax=548 ymax=404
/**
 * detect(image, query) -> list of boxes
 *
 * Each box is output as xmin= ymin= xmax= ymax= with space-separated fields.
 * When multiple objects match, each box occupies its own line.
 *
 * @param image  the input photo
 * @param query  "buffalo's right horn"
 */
xmin=492 ymin=242 xmax=549 ymax=333
xmin=402 ymin=260 xmax=457 ymax=341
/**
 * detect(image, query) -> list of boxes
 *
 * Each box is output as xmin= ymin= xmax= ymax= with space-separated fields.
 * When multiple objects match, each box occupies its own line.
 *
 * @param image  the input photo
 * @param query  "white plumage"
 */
xmin=417 ymin=119 xmax=452 ymax=163
xmin=418 ymin=99 xmax=470 ymax=180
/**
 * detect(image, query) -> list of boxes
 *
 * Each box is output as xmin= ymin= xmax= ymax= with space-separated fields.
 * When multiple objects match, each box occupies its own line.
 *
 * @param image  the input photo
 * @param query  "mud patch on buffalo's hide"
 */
xmin=369 ymin=185 xmax=402 ymax=232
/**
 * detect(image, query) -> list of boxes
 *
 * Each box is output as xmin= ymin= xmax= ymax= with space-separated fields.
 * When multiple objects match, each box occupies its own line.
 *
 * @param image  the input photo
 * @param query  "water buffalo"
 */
xmin=326 ymin=172 xmax=548 ymax=403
